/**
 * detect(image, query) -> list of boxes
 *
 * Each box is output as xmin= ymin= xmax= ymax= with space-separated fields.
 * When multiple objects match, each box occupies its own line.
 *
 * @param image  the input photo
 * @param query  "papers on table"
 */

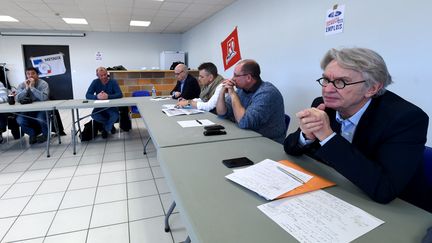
xmin=161 ymin=104 xmax=205 ymax=117
xmin=225 ymin=159 xmax=313 ymax=200
xmin=94 ymin=100 xmax=110 ymax=103
xmin=258 ymin=190 xmax=385 ymax=243
xmin=150 ymin=96 xmax=171 ymax=101
xmin=177 ymin=119 xmax=215 ymax=128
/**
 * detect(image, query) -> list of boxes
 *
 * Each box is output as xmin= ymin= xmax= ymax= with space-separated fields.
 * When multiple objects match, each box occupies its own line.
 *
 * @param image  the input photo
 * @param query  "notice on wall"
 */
xmin=325 ymin=5 xmax=345 ymax=36
xmin=96 ymin=51 xmax=103 ymax=61
xmin=30 ymin=53 xmax=66 ymax=77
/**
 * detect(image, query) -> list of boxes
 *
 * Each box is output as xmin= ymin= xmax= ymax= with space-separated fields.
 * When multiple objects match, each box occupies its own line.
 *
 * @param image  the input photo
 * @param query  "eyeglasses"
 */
xmin=174 ymin=70 xmax=184 ymax=76
xmin=316 ymin=77 xmax=366 ymax=89
xmin=233 ymin=73 xmax=250 ymax=78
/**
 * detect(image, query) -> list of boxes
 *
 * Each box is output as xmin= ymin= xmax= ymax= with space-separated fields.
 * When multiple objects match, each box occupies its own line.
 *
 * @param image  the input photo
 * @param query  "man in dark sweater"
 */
xmin=86 ymin=67 xmax=123 ymax=138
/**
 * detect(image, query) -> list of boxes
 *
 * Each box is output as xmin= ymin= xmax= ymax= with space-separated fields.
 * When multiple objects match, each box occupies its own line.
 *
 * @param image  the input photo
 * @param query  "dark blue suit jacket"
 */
xmin=171 ymin=74 xmax=200 ymax=100
xmin=284 ymin=91 xmax=431 ymax=212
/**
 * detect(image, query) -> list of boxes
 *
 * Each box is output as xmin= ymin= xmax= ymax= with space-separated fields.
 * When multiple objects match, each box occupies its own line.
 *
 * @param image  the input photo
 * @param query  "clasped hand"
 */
xmin=222 ymin=79 xmax=236 ymax=95
xmin=296 ymin=103 xmax=333 ymax=141
xmin=97 ymin=91 xmax=108 ymax=100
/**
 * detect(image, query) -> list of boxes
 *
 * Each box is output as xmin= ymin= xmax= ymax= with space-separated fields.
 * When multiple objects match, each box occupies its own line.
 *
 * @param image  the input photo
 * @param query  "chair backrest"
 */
xmin=284 ymin=114 xmax=290 ymax=132
xmin=131 ymin=90 xmax=151 ymax=114
xmin=424 ymin=146 xmax=432 ymax=186
xmin=132 ymin=90 xmax=151 ymax=97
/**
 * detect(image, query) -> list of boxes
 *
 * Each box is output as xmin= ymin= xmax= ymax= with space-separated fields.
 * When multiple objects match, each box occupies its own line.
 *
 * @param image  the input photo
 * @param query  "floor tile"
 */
xmin=22 ymin=192 xmax=64 ymax=215
xmin=16 ymin=169 xmax=50 ymax=183
xmin=75 ymin=163 xmax=102 ymax=176
xmin=102 ymin=152 xmax=124 ymax=163
xmin=148 ymin=156 xmax=159 ymax=167
xmin=98 ymin=171 xmax=126 ymax=186
xmin=127 ymin=180 xmax=158 ymax=199
xmin=0 ymin=172 xmax=22 ymax=185
xmin=3 ymin=211 xmax=56 ymax=242
xmin=12 ymin=237 xmax=44 ymax=242
xmin=68 ymin=174 xmax=99 ymax=190
xmin=169 ymin=213 xmax=189 ymax=243
xmin=90 ymin=200 xmax=128 ymax=228
xmin=54 ymin=156 xmax=81 ymax=168
xmin=2 ymin=181 xmax=42 ymax=199
xmin=95 ymin=184 xmax=127 ymax=204
xmin=36 ymin=177 xmax=71 ymax=194
xmin=155 ymin=178 xmax=170 ymax=194
xmin=80 ymin=154 xmax=104 ymax=165
xmin=129 ymin=216 xmax=173 ymax=243
xmin=126 ymin=168 xmax=153 ymax=182
xmin=125 ymin=158 xmax=149 ymax=170
xmin=60 ymin=187 xmax=96 ymax=210
xmin=0 ymin=184 xmax=11 ymax=197
xmin=48 ymin=206 xmax=92 ymax=235
xmin=87 ymin=222 xmax=129 ymax=243
xmin=44 ymin=230 xmax=87 ymax=243
xmin=46 ymin=166 xmax=76 ymax=179
xmin=0 ymin=196 xmax=31 ymax=218
xmin=2 ymin=162 xmax=32 ymax=173
xmin=0 ymin=217 xmax=17 ymax=240
xmin=29 ymin=159 xmax=58 ymax=170
xmin=151 ymin=166 xmax=164 ymax=178
xmin=100 ymin=161 xmax=125 ymax=173
xmin=128 ymin=195 xmax=164 ymax=221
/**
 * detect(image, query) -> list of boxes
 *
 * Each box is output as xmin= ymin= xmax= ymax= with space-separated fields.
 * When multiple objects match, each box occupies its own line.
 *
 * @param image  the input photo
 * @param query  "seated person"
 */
xmin=85 ymin=67 xmax=123 ymax=138
xmin=216 ymin=59 xmax=285 ymax=143
xmin=0 ymin=81 xmax=8 ymax=143
xmin=176 ymin=62 xmax=224 ymax=112
xmin=15 ymin=67 xmax=50 ymax=144
xmin=284 ymin=47 xmax=431 ymax=212
xmin=171 ymin=63 xmax=200 ymax=100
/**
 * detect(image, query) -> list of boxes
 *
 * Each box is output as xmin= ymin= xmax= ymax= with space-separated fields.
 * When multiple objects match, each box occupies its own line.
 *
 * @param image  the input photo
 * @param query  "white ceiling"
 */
xmin=0 ymin=0 xmax=236 ymax=34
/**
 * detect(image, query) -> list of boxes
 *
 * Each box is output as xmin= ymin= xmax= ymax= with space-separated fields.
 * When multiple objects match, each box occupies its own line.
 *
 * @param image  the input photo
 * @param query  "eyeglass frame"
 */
xmin=316 ymin=77 xmax=366 ymax=89
xmin=233 ymin=73 xmax=250 ymax=78
xmin=174 ymin=70 xmax=184 ymax=76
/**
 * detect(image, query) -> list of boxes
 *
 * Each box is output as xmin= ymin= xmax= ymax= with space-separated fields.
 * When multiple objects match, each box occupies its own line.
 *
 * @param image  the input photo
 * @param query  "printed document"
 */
xmin=94 ymin=100 xmax=110 ymax=103
xmin=177 ymin=119 xmax=215 ymax=128
xmin=225 ymin=159 xmax=312 ymax=200
xmin=258 ymin=190 xmax=384 ymax=243
xmin=150 ymin=96 xmax=171 ymax=101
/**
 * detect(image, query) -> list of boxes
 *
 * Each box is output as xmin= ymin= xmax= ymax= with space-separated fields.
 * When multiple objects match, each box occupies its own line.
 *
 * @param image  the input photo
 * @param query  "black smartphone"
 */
xmin=204 ymin=124 xmax=225 ymax=131
xmin=222 ymin=157 xmax=254 ymax=168
xmin=203 ymin=130 xmax=226 ymax=136
xmin=82 ymin=100 xmax=89 ymax=103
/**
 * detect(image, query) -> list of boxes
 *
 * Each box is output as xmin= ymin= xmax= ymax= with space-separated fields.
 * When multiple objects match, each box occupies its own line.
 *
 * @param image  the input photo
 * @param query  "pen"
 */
xmin=277 ymin=166 xmax=306 ymax=184
xmin=196 ymin=119 xmax=202 ymax=125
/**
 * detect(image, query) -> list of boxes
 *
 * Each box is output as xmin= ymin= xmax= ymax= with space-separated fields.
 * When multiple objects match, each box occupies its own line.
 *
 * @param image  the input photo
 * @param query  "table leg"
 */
xmin=71 ymin=109 xmax=76 ymax=155
xmin=45 ymin=111 xmax=51 ymax=157
xmin=164 ymin=201 xmax=176 ymax=232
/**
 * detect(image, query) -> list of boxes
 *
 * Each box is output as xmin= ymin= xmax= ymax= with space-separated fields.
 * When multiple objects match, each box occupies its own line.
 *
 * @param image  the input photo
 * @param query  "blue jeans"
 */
xmin=16 ymin=111 xmax=48 ymax=137
xmin=91 ymin=107 xmax=119 ymax=132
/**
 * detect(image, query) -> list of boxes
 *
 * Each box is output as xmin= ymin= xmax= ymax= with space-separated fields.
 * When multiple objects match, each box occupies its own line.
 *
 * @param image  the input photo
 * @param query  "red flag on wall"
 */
xmin=221 ymin=27 xmax=242 ymax=71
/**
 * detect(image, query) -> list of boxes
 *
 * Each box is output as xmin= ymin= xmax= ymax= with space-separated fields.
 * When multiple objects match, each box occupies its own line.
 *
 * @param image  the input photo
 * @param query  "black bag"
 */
xmin=119 ymin=106 xmax=131 ymax=132
xmin=80 ymin=120 xmax=102 ymax=141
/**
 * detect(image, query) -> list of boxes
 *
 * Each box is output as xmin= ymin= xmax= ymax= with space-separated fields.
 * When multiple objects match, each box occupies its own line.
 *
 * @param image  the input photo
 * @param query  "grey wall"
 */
xmin=0 ymin=32 xmax=181 ymax=98
xmin=181 ymin=0 xmax=432 ymax=146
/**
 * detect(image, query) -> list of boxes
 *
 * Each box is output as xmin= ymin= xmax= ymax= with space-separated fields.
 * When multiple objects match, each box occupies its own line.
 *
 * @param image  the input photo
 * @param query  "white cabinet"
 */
xmin=160 ymin=51 xmax=185 ymax=70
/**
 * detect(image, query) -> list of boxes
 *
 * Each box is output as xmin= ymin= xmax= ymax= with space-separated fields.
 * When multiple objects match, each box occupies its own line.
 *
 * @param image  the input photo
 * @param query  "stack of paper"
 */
xmin=150 ymin=96 xmax=171 ymax=101
xmin=226 ymin=159 xmax=313 ymax=200
xmin=161 ymin=104 xmax=205 ymax=117
xmin=258 ymin=190 xmax=385 ymax=243
xmin=177 ymin=119 xmax=214 ymax=128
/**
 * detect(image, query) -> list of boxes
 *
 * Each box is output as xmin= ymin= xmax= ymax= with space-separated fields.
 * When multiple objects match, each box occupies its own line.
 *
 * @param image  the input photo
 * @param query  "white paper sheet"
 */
xmin=258 ymin=190 xmax=384 ymax=243
xmin=162 ymin=108 xmax=204 ymax=117
xmin=94 ymin=100 xmax=110 ymax=103
xmin=225 ymin=159 xmax=312 ymax=200
xmin=177 ymin=119 xmax=215 ymax=128
xmin=150 ymin=96 xmax=171 ymax=101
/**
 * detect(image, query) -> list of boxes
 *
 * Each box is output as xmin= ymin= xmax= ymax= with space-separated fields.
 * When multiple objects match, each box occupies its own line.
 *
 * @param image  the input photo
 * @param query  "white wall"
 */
xmin=0 ymin=32 xmax=181 ymax=98
xmin=182 ymin=0 xmax=432 ymax=146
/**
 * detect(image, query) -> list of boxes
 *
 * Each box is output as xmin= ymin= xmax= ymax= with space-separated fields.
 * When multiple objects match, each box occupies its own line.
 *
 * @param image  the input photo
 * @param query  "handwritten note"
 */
xmin=177 ymin=119 xmax=215 ymax=128
xmin=258 ymin=190 xmax=384 ymax=243
xmin=225 ymin=159 xmax=312 ymax=200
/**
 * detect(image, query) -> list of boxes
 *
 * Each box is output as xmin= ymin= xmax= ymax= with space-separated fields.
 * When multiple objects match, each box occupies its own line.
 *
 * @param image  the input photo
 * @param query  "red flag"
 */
xmin=221 ymin=27 xmax=242 ymax=71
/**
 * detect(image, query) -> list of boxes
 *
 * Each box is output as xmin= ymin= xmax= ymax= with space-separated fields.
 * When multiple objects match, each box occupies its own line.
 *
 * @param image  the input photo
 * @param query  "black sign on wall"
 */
xmin=22 ymin=45 xmax=74 ymax=100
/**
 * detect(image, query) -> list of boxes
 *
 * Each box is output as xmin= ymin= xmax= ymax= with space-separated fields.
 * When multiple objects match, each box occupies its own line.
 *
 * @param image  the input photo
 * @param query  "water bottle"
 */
xmin=151 ymin=85 xmax=156 ymax=97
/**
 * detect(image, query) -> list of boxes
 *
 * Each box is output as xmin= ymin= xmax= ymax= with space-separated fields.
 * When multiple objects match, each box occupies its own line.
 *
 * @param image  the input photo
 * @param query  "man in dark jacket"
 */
xmin=171 ymin=63 xmax=200 ymax=100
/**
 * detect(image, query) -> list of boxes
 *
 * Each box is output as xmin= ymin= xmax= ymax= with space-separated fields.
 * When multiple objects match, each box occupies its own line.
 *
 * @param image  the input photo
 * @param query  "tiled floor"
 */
xmin=0 ymin=110 xmax=187 ymax=243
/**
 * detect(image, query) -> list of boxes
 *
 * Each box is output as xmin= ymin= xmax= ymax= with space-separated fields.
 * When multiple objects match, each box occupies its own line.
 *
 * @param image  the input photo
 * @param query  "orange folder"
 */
xmin=276 ymin=160 xmax=336 ymax=199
